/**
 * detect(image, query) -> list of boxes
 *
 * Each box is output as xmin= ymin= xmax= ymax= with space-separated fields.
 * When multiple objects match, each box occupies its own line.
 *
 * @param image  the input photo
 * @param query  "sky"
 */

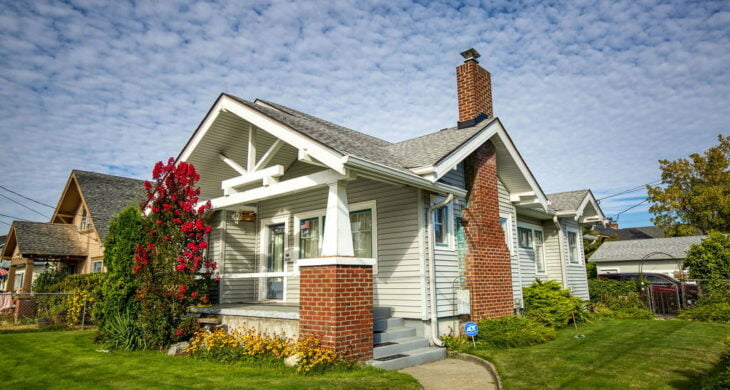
xmin=0 ymin=0 xmax=728 ymax=235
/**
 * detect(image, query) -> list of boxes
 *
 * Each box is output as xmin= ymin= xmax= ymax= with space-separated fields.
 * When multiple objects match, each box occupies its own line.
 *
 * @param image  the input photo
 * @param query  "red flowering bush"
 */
xmin=133 ymin=158 xmax=217 ymax=349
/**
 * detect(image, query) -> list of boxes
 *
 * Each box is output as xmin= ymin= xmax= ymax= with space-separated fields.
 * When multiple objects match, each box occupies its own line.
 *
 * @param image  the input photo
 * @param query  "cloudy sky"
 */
xmin=1 ymin=0 xmax=728 ymax=235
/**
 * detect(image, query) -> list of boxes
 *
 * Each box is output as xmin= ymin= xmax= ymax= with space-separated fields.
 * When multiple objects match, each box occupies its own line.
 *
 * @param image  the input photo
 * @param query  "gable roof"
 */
xmin=589 ymin=235 xmax=706 ymax=263
xmin=592 ymin=225 xmax=666 ymax=240
xmin=385 ymin=124 xmax=489 ymax=168
xmin=547 ymin=190 xmax=589 ymax=212
xmin=71 ymin=170 xmax=146 ymax=242
xmin=4 ymin=221 xmax=87 ymax=258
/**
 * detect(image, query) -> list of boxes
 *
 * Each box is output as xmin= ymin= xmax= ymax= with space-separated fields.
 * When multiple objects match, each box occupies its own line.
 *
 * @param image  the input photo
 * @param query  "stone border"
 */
xmin=450 ymin=352 xmax=503 ymax=390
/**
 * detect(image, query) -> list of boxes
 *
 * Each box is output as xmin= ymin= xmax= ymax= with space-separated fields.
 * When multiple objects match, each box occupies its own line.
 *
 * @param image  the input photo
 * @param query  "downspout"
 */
xmin=552 ymin=215 xmax=568 ymax=288
xmin=427 ymin=194 xmax=454 ymax=347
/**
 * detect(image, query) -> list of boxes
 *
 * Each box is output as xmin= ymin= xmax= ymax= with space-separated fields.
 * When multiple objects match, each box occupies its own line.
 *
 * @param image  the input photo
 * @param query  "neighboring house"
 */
xmin=589 ymin=235 xmax=706 ymax=277
xmin=0 ymin=170 xmax=145 ymax=292
xmin=0 ymin=235 xmax=6 ymax=291
xmin=176 ymin=48 xmax=606 ymax=368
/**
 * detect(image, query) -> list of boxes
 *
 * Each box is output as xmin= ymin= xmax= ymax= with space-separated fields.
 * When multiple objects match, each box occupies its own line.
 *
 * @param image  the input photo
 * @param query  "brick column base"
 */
xmin=299 ymin=262 xmax=373 ymax=361
xmin=463 ymin=141 xmax=515 ymax=321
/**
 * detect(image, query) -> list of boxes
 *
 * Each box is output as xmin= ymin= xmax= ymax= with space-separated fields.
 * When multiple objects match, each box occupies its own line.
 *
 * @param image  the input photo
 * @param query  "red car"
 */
xmin=599 ymin=272 xmax=699 ymax=309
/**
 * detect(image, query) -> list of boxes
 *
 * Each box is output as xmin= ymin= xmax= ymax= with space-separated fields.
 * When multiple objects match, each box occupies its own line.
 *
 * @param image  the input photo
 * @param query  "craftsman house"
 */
xmin=180 ymin=48 xmax=606 ymax=369
xmin=1 ymin=170 xmax=145 ymax=292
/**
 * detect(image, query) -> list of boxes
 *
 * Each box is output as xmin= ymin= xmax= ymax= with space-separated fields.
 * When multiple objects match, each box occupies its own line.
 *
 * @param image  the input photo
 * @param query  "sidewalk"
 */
xmin=400 ymin=357 xmax=498 ymax=390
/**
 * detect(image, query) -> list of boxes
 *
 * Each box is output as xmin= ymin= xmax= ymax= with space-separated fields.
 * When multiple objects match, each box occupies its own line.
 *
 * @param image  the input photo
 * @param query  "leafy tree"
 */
xmin=647 ymin=135 xmax=730 ymax=236
xmin=96 ymin=205 xmax=145 ymax=341
xmin=684 ymin=232 xmax=730 ymax=297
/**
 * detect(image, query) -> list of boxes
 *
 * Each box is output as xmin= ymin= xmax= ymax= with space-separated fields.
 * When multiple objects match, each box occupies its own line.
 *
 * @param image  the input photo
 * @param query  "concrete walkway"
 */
xmin=400 ymin=358 xmax=498 ymax=390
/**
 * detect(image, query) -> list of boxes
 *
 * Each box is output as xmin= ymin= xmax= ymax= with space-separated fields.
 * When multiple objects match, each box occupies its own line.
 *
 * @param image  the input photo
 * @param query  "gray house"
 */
xmin=179 ymin=49 xmax=606 ymax=368
xmin=589 ymin=235 xmax=706 ymax=277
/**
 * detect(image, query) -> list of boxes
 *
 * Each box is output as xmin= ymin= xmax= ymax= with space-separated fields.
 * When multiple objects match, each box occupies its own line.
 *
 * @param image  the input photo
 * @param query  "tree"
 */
xmin=133 ymin=158 xmax=216 ymax=349
xmin=96 ymin=205 xmax=145 ymax=341
xmin=647 ymin=135 xmax=730 ymax=236
xmin=684 ymin=231 xmax=730 ymax=297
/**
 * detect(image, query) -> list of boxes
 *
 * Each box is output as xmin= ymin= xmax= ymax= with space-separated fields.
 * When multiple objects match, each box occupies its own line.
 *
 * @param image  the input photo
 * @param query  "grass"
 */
xmin=467 ymin=319 xmax=730 ymax=389
xmin=1 ymin=330 xmax=419 ymax=390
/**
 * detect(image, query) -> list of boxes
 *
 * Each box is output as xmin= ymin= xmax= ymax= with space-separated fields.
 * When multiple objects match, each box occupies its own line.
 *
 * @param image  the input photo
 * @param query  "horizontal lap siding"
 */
xmin=562 ymin=219 xmax=590 ymax=300
xmin=221 ymin=211 xmax=257 ymax=303
xmin=498 ymin=180 xmax=522 ymax=305
xmin=516 ymin=215 xmax=543 ymax=289
xmin=543 ymin=222 xmax=564 ymax=284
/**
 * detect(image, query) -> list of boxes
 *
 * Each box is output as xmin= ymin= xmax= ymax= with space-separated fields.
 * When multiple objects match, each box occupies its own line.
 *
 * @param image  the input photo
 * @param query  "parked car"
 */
xmin=599 ymin=272 xmax=699 ymax=306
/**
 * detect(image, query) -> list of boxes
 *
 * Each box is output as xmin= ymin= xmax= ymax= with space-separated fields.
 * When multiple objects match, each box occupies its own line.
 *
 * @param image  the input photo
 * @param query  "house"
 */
xmin=1 ymin=170 xmax=145 ymax=292
xmin=0 ymin=235 xmax=7 ymax=291
xmin=589 ymin=235 xmax=706 ymax=277
xmin=176 ymin=48 xmax=606 ymax=368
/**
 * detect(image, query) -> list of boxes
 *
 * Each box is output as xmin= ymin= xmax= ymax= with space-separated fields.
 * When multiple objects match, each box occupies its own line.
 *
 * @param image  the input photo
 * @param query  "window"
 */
xmin=79 ymin=207 xmax=90 ymax=231
xmin=567 ymin=231 xmax=579 ymax=264
xmin=433 ymin=206 xmax=448 ymax=246
xmin=499 ymin=215 xmax=512 ymax=254
xmin=534 ymin=230 xmax=545 ymax=273
xmin=298 ymin=217 xmax=320 ymax=259
xmin=92 ymin=261 xmax=103 ymax=273
xmin=518 ymin=227 xmax=532 ymax=248
xmin=350 ymin=210 xmax=373 ymax=258
xmin=14 ymin=271 xmax=24 ymax=290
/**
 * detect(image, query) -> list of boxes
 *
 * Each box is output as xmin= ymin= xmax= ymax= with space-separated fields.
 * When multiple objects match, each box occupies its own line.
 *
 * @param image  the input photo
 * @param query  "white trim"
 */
xmin=430 ymin=195 xmax=455 ymax=250
xmin=566 ymin=227 xmax=581 ymax=265
xmin=499 ymin=212 xmax=514 ymax=256
xmin=417 ymin=190 xmax=429 ymax=320
xmin=222 ymin=271 xmax=296 ymax=279
xmin=218 ymin=153 xmax=247 ymax=176
xmin=221 ymin=165 xmax=285 ymax=190
xmin=297 ymin=257 xmax=376 ymax=267
xmin=91 ymin=260 xmax=103 ymax=273
xmin=254 ymin=139 xmax=284 ymax=171
xmin=598 ymin=267 xmax=620 ymax=274
xmin=517 ymin=221 xmax=547 ymax=275
xmin=258 ymin=215 xmax=290 ymax=303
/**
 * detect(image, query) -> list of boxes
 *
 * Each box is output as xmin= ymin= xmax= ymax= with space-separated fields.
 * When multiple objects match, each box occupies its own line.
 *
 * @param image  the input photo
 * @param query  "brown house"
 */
xmin=1 ymin=170 xmax=145 ymax=292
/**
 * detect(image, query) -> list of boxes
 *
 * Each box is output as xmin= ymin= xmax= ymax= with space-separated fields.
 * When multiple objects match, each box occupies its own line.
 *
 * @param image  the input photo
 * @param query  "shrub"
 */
xmin=523 ymin=280 xmax=586 ymax=328
xmin=185 ymin=329 xmax=343 ymax=373
xmin=32 ymin=272 xmax=106 ymax=326
xmin=477 ymin=316 xmax=556 ymax=348
xmin=103 ymin=310 xmax=147 ymax=351
xmin=588 ymin=279 xmax=654 ymax=319
xmin=685 ymin=232 xmax=730 ymax=297
xmin=678 ymin=300 xmax=730 ymax=323
xmin=96 ymin=205 xmax=145 ymax=342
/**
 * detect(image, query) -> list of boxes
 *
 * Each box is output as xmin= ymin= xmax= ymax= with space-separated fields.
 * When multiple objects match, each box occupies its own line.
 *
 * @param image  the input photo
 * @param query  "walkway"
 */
xmin=400 ymin=357 xmax=498 ymax=390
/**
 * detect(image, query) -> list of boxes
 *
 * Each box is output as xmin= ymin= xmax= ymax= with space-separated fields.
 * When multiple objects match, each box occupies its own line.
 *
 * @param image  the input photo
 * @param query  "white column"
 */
xmin=247 ymin=125 xmax=257 ymax=172
xmin=321 ymin=180 xmax=354 ymax=257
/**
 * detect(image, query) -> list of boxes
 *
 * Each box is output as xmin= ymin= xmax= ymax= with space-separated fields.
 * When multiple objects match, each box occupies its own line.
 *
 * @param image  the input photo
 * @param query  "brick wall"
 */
xmin=299 ymin=264 xmax=373 ymax=361
xmin=456 ymin=60 xmax=493 ymax=122
xmin=462 ymin=141 xmax=514 ymax=321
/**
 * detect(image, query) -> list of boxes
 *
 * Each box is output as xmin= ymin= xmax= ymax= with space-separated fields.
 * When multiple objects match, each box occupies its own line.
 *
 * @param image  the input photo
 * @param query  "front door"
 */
xmin=265 ymin=223 xmax=285 ymax=300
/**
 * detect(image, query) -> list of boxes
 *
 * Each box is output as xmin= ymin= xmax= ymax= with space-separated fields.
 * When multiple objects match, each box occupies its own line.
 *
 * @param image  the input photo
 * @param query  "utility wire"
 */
xmin=0 ymin=212 xmax=29 ymax=221
xmin=597 ymin=180 xmax=661 ymax=202
xmin=0 ymin=184 xmax=55 ymax=209
xmin=615 ymin=199 xmax=649 ymax=222
xmin=0 ymin=193 xmax=50 ymax=219
xmin=0 ymin=219 xmax=10 ymax=226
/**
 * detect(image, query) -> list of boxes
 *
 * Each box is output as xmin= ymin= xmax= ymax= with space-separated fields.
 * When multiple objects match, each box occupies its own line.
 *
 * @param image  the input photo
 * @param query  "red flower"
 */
xmin=191 ymin=292 xmax=199 ymax=298
xmin=176 ymin=264 xmax=187 ymax=271
xmin=178 ymin=285 xmax=187 ymax=293
xmin=176 ymin=330 xmax=183 ymax=336
xmin=163 ymin=236 xmax=171 ymax=242
xmin=147 ymin=243 xmax=155 ymax=250
xmin=155 ymin=220 xmax=163 ymax=225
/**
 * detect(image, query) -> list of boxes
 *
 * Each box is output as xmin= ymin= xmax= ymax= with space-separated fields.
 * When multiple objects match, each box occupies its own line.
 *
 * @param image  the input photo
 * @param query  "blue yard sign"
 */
xmin=464 ymin=322 xmax=478 ymax=347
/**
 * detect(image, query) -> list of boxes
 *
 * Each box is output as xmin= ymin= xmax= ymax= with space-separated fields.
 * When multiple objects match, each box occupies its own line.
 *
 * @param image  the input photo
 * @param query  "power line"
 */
xmin=0 ymin=212 xmax=29 ymax=221
xmin=615 ymin=199 xmax=650 ymax=222
xmin=0 ymin=220 xmax=10 ymax=226
xmin=0 ymin=193 xmax=50 ymax=219
xmin=0 ymin=184 xmax=55 ymax=209
xmin=597 ymin=180 xmax=661 ymax=202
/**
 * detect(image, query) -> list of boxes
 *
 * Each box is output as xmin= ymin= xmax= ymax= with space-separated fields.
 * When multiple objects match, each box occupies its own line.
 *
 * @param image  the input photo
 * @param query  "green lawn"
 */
xmin=468 ymin=319 xmax=730 ymax=389
xmin=1 ymin=330 xmax=418 ymax=390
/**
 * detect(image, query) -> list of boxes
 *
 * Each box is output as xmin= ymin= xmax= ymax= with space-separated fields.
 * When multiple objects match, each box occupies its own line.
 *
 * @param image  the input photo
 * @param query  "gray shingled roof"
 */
xmin=547 ymin=189 xmax=589 ymax=212
xmin=225 ymin=95 xmax=493 ymax=173
xmin=73 ymin=170 xmax=146 ymax=242
xmin=590 ymin=235 xmax=706 ymax=262
xmin=12 ymin=221 xmax=87 ymax=257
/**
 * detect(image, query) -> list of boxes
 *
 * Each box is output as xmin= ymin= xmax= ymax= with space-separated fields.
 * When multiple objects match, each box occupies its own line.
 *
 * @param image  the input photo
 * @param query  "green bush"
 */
xmin=442 ymin=316 xmax=556 ymax=350
xmin=678 ymin=300 xmax=730 ymax=323
xmin=523 ymin=280 xmax=586 ymax=328
xmin=103 ymin=310 xmax=147 ymax=351
xmin=588 ymin=279 xmax=654 ymax=319
xmin=32 ymin=272 xmax=106 ymax=326
xmin=685 ymin=232 xmax=730 ymax=297
xmin=96 ymin=205 xmax=145 ymax=343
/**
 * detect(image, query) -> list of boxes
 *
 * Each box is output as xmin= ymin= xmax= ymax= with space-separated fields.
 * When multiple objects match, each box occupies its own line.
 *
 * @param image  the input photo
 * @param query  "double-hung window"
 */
xmin=79 ymin=207 xmax=90 ymax=231
xmin=431 ymin=197 xmax=454 ymax=249
xmin=92 ymin=260 xmax=104 ymax=273
xmin=499 ymin=214 xmax=513 ymax=255
xmin=296 ymin=201 xmax=377 ymax=261
xmin=518 ymin=225 xmax=546 ymax=274
xmin=567 ymin=231 xmax=579 ymax=264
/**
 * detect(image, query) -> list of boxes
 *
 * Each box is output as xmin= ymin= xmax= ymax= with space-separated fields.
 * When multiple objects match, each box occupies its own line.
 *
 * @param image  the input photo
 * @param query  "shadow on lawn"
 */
xmin=668 ymin=367 xmax=709 ymax=389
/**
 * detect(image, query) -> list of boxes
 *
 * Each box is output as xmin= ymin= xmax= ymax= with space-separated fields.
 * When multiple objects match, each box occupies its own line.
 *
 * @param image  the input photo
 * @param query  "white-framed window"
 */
xmin=79 ymin=207 xmax=91 ymax=231
xmin=293 ymin=200 xmax=378 ymax=263
xmin=431 ymin=196 xmax=454 ymax=249
xmin=14 ymin=271 xmax=24 ymax=290
xmin=92 ymin=260 xmax=103 ymax=273
xmin=518 ymin=223 xmax=547 ymax=274
xmin=567 ymin=230 xmax=580 ymax=264
xmin=499 ymin=213 xmax=513 ymax=255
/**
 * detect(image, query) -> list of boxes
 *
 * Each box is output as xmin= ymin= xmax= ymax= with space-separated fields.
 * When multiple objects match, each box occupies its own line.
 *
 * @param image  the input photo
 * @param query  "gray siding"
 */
xmin=543 ymin=221 xmax=564 ymax=283
xmin=430 ymin=197 xmax=466 ymax=318
xmin=438 ymin=163 xmax=465 ymax=188
xmin=562 ymin=219 xmax=590 ymax=300
xmin=516 ymin=215 xmax=543 ymax=288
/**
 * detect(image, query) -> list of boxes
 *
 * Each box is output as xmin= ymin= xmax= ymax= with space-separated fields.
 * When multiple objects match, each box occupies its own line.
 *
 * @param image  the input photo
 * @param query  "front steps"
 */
xmin=367 ymin=307 xmax=446 ymax=370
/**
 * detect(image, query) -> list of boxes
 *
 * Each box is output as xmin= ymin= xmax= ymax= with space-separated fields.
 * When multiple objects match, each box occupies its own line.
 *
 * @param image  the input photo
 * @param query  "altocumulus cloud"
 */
xmin=0 ymin=0 xmax=728 ymax=233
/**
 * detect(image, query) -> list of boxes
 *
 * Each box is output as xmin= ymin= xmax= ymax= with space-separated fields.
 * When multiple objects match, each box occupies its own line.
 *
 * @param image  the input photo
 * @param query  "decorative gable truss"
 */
xmin=555 ymin=190 xmax=606 ymax=224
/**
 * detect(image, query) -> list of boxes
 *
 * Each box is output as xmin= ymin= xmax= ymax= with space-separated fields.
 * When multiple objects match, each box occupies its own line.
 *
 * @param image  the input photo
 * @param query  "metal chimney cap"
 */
xmin=460 ymin=48 xmax=481 ymax=63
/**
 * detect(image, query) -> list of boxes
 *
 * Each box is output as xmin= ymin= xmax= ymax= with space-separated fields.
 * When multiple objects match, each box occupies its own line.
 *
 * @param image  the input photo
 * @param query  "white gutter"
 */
xmin=426 ymin=194 xmax=454 ymax=347
xmin=553 ymin=215 xmax=568 ymax=288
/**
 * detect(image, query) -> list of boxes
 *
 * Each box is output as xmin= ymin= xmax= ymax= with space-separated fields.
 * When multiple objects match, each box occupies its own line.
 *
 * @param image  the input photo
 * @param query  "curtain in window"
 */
xmin=350 ymin=210 xmax=372 ymax=257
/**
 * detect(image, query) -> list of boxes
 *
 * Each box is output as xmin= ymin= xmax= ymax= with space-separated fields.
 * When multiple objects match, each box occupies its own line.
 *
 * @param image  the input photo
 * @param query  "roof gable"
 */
xmin=2 ymin=221 xmax=87 ymax=258
xmin=590 ymin=235 xmax=706 ymax=262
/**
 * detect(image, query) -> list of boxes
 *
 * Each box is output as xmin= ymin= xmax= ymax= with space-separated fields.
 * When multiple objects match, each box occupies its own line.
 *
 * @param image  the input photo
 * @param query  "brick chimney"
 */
xmin=456 ymin=48 xmax=493 ymax=128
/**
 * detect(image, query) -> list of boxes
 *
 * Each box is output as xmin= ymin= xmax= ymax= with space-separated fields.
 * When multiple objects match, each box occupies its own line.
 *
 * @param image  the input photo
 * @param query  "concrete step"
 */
xmin=373 ymin=307 xmax=392 ymax=320
xmin=373 ymin=327 xmax=417 ymax=344
xmin=368 ymin=347 xmax=447 ymax=370
xmin=373 ymin=337 xmax=430 ymax=359
xmin=374 ymin=317 xmax=405 ymax=332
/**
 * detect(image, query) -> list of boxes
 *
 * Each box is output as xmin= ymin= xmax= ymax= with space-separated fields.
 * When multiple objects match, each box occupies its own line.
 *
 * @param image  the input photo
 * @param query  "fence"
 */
xmin=0 ymin=292 xmax=93 ymax=328
xmin=642 ymin=279 xmax=730 ymax=315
